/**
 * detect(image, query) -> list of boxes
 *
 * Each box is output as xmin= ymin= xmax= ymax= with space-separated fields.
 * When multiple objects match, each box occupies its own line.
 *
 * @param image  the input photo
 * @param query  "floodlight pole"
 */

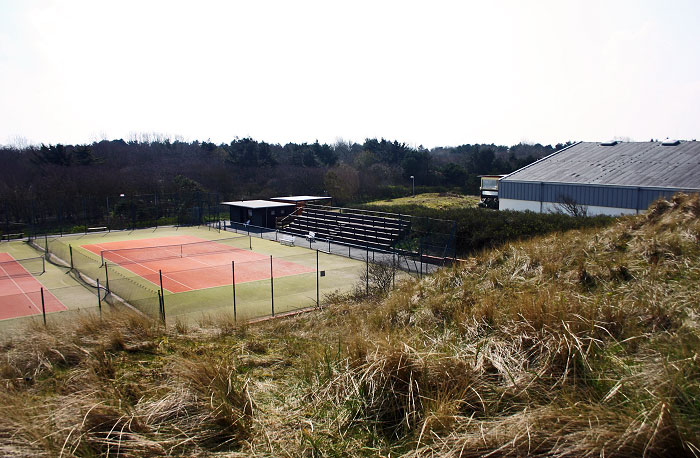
xmin=410 ymin=175 xmax=415 ymax=197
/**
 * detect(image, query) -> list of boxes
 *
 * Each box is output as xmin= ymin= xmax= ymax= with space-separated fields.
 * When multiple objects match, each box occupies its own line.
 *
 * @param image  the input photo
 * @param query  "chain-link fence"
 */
xmin=3 ymin=191 xmax=225 ymax=240
xmin=226 ymin=221 xmax=447 ymax=277
xmin=0 ymin=253 xmax=109 ymax=333
xmin=29 ymin=230 xmax=397 ymax=325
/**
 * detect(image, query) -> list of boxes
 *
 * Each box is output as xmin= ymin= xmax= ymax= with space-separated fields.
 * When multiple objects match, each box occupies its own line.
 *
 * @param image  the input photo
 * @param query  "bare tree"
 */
xmin=556 ymin=195 xmax=588 ymax=217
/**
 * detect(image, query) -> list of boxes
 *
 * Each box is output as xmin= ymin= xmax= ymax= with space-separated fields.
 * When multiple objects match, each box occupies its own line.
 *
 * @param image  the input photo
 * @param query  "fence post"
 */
xmin=40 ymin=287 xmax=46 ymax=326
xmin=69 ymin=245 xmax=74 ymax=269
xmin=270 ymin=255 xmax=274 ymax=317
xmin=159 ymin=269 xmax=166 ymax=325
xmin=97 ymin=279 xmax=102 ymax=317
xmin=104 ymin=262 xmax=110 ymax=294
xmin=232 ymin=260 xmax=237 ymax=322
xmin=44 ymin=234 xmax=48 ymax=258
xmin=249 ymin=235 xmax=252 ymax=250
xmin=316 ymin=249 xmax=320 ymax=308
xmin=366 ymin=245 xmax=369 ymax=296
xmin=419 ymin=241 xmax=423 ymax=279
xmin=392 ymin=252 xmax=396 ymax=288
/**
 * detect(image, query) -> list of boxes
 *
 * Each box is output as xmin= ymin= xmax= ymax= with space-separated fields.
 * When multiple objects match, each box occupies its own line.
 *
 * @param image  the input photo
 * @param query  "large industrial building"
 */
xmin=498 ymin=140 xmax=700 ymax=216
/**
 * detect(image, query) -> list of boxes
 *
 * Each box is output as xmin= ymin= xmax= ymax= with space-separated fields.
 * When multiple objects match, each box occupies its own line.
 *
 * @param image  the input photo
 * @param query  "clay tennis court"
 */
xmin=0 ymin=252 xmax=67 ymax=320
xmin=81 ymin=235 xmax=316 ymax=293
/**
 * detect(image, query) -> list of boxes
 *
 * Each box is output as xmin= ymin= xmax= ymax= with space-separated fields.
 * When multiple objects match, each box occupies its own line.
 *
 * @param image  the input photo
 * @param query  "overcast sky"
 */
xmin=1 ymin=0 xmax=699 ymax=148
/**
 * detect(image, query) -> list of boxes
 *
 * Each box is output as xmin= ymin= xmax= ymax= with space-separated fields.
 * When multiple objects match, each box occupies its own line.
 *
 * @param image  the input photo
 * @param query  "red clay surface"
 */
xmin=81 ymin=235 xmax=315 ymax=293
xmin=0 ymin=252 xmax=67 ymax=320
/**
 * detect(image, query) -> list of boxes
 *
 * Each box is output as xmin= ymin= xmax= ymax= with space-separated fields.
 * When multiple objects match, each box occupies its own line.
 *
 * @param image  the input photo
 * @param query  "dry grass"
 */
xmin=364 ymin=192 xmax=480 ymax=210
xmin=1 ymin=194 xmax=699 ymax=457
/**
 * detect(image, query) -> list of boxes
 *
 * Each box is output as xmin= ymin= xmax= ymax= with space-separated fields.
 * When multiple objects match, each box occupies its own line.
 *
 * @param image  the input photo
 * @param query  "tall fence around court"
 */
xmin=2 ymin=191 xmax=225 ymax=239
xmin=30 ymin=231 xmax=387 ymax=325
xmin=226 ymin=221 xmax=445 ymax=277
xmin=0 ymin=253 xmax=110 ymax=330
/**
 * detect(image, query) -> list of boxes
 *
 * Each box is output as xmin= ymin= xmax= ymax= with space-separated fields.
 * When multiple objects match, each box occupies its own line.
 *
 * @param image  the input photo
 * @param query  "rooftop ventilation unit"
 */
xmin=600 ymin=141 xmax=619 ymax=146
xmin=662 ymin=139 xmax=680 ymax=146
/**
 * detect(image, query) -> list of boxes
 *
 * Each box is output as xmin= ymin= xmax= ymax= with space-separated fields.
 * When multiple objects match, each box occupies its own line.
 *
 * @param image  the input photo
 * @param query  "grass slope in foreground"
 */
xmin=1 ymin=194 xmax=699 ymax=457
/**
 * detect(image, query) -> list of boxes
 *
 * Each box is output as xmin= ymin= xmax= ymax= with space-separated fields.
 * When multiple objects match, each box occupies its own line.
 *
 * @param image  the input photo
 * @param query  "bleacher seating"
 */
xmin=280 ymin=204 xmax=410 ymax=250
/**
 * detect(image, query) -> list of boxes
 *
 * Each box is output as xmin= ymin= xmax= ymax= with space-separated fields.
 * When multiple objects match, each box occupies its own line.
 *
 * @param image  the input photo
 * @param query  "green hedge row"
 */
xmin=357 ymin=203 xmax=616 ymax=256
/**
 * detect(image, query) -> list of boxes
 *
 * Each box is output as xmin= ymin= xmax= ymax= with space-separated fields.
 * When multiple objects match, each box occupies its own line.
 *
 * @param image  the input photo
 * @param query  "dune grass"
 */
xmin=363 ymin=192 xmax=480 ymax=210
xmin=1 ymin=194 xmax=699 ymax=457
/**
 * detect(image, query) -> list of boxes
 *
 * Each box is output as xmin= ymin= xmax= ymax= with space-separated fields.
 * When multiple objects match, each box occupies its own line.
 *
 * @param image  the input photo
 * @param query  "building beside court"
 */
xmin=478 ymin=175 xmax=506 ymax=209
xmin=499 ymin=140 xmax=700 ymax=216
xmin=221 ymin=200 xmax=296 ymax=229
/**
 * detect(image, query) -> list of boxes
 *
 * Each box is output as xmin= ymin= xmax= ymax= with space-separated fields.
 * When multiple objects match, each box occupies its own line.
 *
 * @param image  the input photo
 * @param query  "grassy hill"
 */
xmin=1 ymin=194 xmax=699 ymax=457
xmin=363 ymin=192 xmax=480 ymax=210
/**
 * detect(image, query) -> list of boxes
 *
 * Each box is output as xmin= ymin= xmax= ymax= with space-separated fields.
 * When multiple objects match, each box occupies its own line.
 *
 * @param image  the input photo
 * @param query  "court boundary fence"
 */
xmin=225 ymin=221 xmax=448 ymax=277
xmin=25 ymin=229 xmax=409 ymax=326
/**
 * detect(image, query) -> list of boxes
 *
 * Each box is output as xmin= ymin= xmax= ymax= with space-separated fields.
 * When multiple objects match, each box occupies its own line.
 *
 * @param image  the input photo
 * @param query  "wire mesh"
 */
xmin=29 ymin=226 xmax=432 ymax=326
xmin=0 ymin=256 xmax=45 ymax=279
xmin=100 ymin=235 xmax=250 ymax=265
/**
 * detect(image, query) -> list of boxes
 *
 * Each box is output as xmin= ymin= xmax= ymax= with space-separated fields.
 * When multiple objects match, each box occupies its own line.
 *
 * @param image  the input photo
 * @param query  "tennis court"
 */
xmin=0 ymin=252 xmax=67 ymax=320
xmin=39 ymin=226 xmax=367 ymax=324
xmin=81 ymin=235 xmax=316 ymax=293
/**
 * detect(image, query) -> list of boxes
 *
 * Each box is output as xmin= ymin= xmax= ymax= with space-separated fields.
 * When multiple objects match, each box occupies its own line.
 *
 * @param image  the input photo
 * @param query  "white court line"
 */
xmin=177 ymin=247 xmax=249 ymax=269
xmin=0 ymin=262 xmax=43 ymax=314
xmin=92 ymin=243 xmax=194 ymax=291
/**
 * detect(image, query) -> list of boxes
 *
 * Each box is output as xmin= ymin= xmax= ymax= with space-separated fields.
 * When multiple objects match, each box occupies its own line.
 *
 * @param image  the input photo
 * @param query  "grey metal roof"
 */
xmin=502 ymin=141 xmax=700 ymax=189
xmin=221 ymin=200 xmax=295 ymax=209
xmin=270 ymin=196 xmax=331 ymax=202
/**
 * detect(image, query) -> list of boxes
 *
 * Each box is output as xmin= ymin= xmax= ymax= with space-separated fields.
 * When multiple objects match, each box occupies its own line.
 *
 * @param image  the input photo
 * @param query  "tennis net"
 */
xmin=0 ymin=256 xmax=46 ymax=280
xmin=100 ymin=236 xmax=250 ymax=265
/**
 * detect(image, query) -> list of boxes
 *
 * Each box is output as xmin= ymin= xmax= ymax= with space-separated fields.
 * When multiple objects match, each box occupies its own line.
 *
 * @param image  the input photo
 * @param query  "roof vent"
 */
xmin=600 ymin=141 xmax=618 ymax=146
xmin=662 ymin=139 xmax=680 ymax=146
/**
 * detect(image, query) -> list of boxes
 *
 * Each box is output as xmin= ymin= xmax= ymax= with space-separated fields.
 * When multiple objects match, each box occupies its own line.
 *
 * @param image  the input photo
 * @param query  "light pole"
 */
xmin=410 ymin=176 xmax=415 ymax=197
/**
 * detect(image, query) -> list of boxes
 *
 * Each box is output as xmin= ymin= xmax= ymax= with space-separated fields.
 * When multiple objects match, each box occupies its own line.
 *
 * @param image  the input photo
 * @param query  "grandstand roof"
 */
xmin=270 ymin=195 xmax=331 ymax=203
xmin=221 ymin=200 xmax=295 ymax=209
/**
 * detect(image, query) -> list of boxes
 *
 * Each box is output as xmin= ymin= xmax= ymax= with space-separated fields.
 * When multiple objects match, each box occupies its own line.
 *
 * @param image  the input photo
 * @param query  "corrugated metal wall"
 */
xmin=500 ymin=181 xmax=694 ymax=210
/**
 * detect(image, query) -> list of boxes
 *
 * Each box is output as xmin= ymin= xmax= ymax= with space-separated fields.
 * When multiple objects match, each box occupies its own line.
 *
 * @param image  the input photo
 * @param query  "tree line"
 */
xmin=0 ymin=136 xmax=572 ymax=206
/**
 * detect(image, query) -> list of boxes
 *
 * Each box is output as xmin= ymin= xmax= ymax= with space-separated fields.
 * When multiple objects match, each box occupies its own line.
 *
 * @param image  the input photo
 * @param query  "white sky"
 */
xmin=1 ymin=0 xmax=699 ymax=148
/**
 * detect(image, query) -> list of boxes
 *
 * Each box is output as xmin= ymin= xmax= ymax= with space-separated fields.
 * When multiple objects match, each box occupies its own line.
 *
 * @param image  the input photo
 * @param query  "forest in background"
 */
xmin=0 ymin=136 xmax=572 ymax=206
